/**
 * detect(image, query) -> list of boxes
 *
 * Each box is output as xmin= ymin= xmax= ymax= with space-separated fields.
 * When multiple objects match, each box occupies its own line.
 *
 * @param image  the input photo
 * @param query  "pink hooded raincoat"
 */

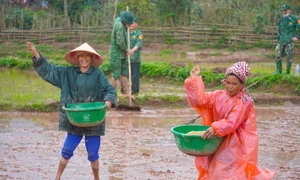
xmin=184 ymin=76 xmax=275 ymax=180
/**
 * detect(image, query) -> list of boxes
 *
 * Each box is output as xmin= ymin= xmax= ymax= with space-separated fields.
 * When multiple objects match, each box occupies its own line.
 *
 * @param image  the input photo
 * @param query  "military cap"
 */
xmin=282 ymin=4 xmax=290 ymax=11
xmin=120 ymin=11 xmax=134 ymax=25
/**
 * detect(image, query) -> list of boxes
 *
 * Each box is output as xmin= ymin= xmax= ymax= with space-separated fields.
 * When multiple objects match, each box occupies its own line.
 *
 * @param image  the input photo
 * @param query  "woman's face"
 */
xmin=224 ymin=75 xmax=244 ymax=96
xmin=77 ymin=52 xmax=92 ymax=68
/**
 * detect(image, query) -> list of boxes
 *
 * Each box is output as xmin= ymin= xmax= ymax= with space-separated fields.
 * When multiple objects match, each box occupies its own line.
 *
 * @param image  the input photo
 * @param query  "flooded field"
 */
xmin=0 ymin=105 xmax=300 ymax=180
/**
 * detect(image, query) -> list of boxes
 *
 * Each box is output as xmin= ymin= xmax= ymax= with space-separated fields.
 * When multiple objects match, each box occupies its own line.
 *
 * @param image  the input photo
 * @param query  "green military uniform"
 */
xmin=130 ymin=28 xmax=143 ymax=95
xmin=110 ymin=17 xmax=129 ymax=79
xmin=275 ymin=4 xmax=300 ymax=75
xmin=33 ymin=55 xmax=117 ymax=136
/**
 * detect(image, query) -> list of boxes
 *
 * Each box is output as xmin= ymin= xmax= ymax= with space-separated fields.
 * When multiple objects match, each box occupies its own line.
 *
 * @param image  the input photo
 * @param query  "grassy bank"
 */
xmin=1 ymin=42 xmax=300 ymax=111
xmin=1 ymin=67 xmax=300 ymax=112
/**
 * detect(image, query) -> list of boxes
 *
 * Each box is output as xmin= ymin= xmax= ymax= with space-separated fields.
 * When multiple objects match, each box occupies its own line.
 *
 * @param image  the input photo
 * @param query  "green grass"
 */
xmin=0 ymin=69 xmax=60 ymax=111
xmin=1 ymin=41 xmax=300 ymax=111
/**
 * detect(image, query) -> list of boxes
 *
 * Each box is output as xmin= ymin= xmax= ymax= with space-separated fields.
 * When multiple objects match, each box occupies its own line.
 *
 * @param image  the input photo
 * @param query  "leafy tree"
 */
xmin=48 ymin=0 xmax=105 ymax=25
xmin=153 ymin=0 xmax=193 ymax=26
xmin=4 ymin=7 xmax=34 ymax=29
xmin=117 ymin=0 xmax=155 ymax=26
xmin=1 ymin=0 xmax=300 ymax=29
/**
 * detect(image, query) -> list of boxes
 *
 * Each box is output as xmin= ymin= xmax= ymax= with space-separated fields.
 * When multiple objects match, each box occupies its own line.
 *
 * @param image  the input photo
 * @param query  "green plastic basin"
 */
xmin=170 ymin=124 xmax=223 ymax=156
xmin=62 ymin=102 xmax=107 ymax=127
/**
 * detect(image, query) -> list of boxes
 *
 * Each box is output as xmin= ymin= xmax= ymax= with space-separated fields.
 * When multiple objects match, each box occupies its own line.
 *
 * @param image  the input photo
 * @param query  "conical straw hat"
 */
xmin=64 ymin=43 xmax=103 ymax=66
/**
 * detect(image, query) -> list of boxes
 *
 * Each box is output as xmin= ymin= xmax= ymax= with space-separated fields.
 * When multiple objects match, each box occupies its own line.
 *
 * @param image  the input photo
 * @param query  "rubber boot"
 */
xmin=276 ymin=60 xmax=282 ymax=74
xmin=286 ymin=61 xmax=292 ymax=76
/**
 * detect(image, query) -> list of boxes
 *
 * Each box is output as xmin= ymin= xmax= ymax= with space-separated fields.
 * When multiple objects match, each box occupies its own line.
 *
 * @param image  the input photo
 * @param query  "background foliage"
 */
xmin=1 ymin=0 xmax=300 ymax=30
xmin=1 ymin=46 xmax=300 ymax=96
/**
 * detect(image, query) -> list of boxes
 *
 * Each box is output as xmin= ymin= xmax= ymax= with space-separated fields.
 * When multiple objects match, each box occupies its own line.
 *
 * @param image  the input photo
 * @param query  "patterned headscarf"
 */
xmin=225 ymin=61 xmax=250 ymax=83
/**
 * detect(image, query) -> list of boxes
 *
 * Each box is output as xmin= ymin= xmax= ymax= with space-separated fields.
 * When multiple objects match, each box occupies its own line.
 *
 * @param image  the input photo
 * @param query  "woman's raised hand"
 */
xmin=190 ymin=65 xmax=200 ymax=77
xmin=27 ymin=42 xmax=40 ymax=59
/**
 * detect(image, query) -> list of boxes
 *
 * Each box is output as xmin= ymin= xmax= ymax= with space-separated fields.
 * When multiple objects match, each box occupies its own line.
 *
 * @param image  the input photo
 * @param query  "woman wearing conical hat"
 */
xmin=27 ymin=42 xmax=117 ymax=180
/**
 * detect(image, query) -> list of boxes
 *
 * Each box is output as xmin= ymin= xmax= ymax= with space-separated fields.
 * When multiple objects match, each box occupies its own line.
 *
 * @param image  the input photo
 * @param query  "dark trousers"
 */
xmin=131 ymin=62 xmax=140 ymax=95
xmin=121 ymin=62 xmax=141 ymax=95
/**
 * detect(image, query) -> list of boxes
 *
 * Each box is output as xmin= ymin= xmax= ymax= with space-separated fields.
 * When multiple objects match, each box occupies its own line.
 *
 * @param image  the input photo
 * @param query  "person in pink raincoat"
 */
xmin=184 ymin=62 xmax=276 ymax=180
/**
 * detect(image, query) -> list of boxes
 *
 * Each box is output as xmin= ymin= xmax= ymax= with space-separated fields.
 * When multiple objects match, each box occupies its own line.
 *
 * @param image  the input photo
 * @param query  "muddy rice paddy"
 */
xmin=0 ymin=104 xmax=300 ymax=180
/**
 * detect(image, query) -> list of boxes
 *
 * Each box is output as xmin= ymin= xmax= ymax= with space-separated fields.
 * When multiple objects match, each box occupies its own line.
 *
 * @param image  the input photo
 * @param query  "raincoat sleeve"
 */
xmin=134 ymin=31 xmax=143 ymax=49
xmin=277 ymin=18 xmax=282 ymax=41
xmin=32 ymin=54 xmax=64 ymax=89
xmin=98 ymin=70 xmax=118 ymax=108
xmin=297 ymin=17 xmax=300 ymax=39
xmin=212 ymin=99 xmax=255 ymax=137
xmin=184 ymin=76 xmax=215 ymax=125
xmin=115 ymin=24 xmax=128 ymax=53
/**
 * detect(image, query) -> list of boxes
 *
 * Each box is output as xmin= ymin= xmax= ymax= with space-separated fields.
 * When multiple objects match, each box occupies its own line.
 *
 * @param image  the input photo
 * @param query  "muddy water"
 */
xmin=0 ymin=106 xmax=300 ymax=180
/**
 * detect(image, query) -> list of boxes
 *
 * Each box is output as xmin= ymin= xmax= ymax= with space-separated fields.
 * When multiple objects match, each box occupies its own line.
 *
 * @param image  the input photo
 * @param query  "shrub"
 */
xmin=55 ymin=34 xmax=69 ymax=42
xmin=5 ymin=8 xmax=34 ymax=30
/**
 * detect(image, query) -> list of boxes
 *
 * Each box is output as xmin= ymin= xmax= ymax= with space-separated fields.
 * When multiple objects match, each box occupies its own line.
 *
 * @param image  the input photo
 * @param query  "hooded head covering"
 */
xmin=64 ymin=43 xmax=103 ymax=67
xmin=225 ymin=61 xmax=250 ymax=83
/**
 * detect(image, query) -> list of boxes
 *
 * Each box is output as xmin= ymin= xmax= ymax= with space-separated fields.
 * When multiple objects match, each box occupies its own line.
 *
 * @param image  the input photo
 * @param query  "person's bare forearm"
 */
xmin=127 ymin=46 xmax=138 ymax=56
xmin=26 ymin=42 xmax=40 ymax=59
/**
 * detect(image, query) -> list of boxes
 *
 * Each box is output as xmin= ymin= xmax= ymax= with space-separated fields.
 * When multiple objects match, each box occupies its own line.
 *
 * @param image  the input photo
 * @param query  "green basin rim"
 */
xmin=62 ymin=106 xmax=106 ymax=111
xmin=170 ymin=124 xmax=210 ymax=137
xmin=62 ymin=102 xmax=106 ymax=112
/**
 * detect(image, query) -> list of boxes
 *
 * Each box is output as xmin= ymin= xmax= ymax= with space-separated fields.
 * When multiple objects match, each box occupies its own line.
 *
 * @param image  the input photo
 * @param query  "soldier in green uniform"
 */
xmin=275 ymin=4 xmax=300 ymax=75
xmin=128 ymin=17 xmax=143 ymax=95
xmin=110 ymin=11 xmax=134 ymax=98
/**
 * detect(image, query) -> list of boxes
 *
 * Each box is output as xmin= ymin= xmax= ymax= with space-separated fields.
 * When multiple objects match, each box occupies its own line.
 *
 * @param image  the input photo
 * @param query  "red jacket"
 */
xmin=184 ymin=76 xmax=275 ymax=180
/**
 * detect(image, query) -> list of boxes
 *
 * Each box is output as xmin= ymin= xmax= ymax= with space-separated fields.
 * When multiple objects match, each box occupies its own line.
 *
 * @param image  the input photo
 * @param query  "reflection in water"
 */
xmin=0 ymin=105 xmax=300 ymax=179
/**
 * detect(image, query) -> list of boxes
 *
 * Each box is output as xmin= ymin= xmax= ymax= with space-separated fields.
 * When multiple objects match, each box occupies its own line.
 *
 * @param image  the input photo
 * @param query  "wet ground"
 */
xmin=0 ymin=105 xmax=300 ymax=180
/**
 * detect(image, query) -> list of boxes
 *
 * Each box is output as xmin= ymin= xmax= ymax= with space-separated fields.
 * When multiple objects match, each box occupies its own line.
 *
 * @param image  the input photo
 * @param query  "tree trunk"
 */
xmin=64 ymin=0 xmax=70 ymax=28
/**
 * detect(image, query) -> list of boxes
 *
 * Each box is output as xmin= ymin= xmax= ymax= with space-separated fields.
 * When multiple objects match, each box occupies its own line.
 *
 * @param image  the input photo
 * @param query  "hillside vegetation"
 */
xmin=1 ymin=0 xmax=300 ymax=30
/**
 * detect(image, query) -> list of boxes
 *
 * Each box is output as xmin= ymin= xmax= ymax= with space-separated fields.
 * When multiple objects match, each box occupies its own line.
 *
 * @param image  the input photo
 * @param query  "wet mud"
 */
xmin=0 ymin=105 xmax=300 ymax=180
